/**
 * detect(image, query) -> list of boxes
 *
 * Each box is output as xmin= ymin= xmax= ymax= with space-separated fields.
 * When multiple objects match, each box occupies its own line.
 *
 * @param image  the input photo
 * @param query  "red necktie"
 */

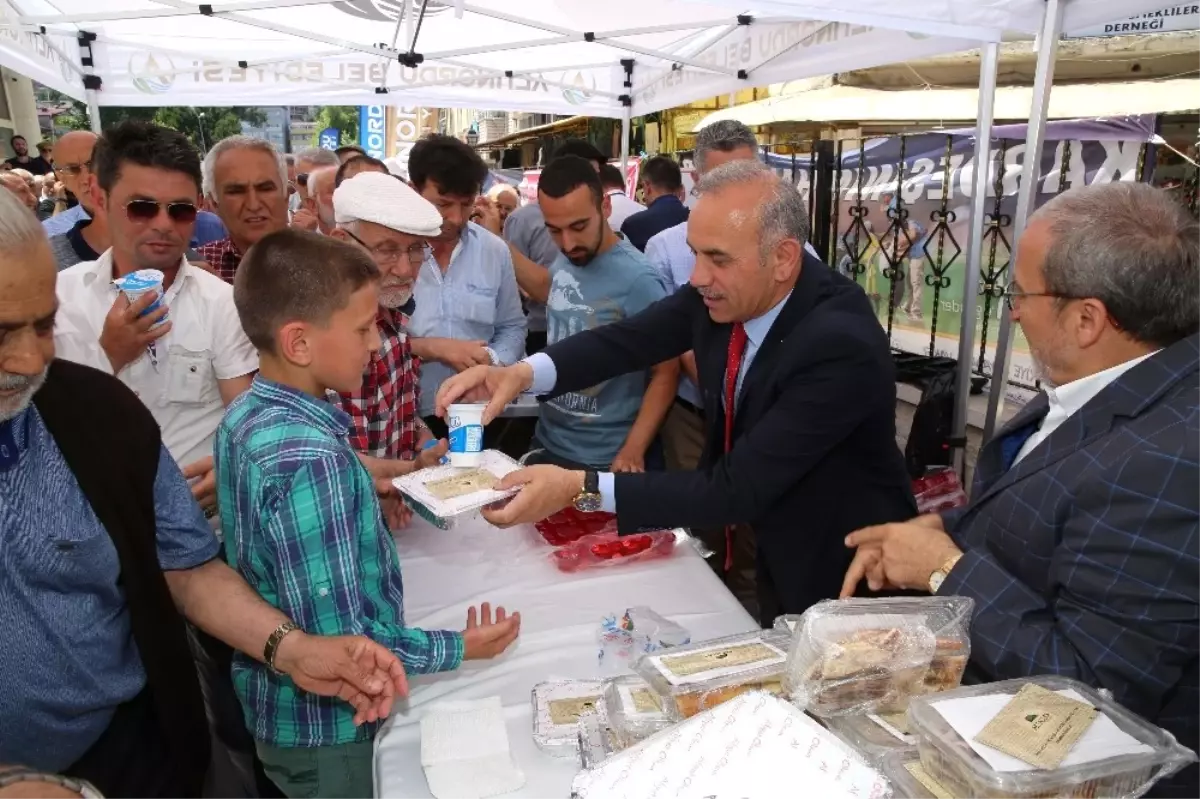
xmin=722 ymin=322 xmax=748 ymax=571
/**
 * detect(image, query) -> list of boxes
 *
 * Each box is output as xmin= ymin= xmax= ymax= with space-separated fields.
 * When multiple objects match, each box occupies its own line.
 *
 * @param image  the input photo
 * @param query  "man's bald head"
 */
xmin=0 ymin=190 xmax=56 ymax=421
xmin=307 ymin=165 xmax=338 ymax=232
xmin=54 ymin=131 xmax=99 ymax=212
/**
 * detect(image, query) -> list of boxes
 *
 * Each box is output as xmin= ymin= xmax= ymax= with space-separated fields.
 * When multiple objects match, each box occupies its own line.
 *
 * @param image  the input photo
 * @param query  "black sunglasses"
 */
xmin=125 ymin=199 xmax=199 ymax=224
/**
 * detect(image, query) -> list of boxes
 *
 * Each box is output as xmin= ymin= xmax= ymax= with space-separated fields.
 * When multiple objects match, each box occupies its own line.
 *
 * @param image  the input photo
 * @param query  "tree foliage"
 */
xmin=51 ymin=94 xmax=266 ymax=152
xmin=311 ymin=106 xmax=359 ymax=146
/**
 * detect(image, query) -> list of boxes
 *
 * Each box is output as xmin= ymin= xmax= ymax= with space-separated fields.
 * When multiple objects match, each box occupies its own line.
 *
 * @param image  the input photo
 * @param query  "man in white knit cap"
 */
xmin=328 ymin=171 xmax=449 ymax=479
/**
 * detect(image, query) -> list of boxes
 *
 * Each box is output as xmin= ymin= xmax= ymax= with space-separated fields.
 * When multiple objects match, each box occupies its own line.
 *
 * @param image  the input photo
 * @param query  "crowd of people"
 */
xmin=0 ymin=117 xmax=1195 ymax=798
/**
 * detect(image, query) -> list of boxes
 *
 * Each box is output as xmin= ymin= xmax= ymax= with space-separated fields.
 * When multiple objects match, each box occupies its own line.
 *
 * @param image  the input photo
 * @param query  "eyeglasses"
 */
xmin=124 ymin=199 xmax=199 ymax=224
xmin=57 ymin=161 xmax=91 ymax=177
xmin=344 ymin=229 xmax=431 ymax=265
xmin=1002 ymin=283 xmax=1083 ymax=311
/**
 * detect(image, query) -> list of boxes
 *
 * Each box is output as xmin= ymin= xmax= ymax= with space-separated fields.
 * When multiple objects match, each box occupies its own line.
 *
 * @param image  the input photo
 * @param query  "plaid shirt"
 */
xmin=195 ymin=237 xmax=243 ymax=283
xmin=329 ymin=307 xmax=423 ymax=460
xmin=216 ymin=377 xmax=463 ymax=747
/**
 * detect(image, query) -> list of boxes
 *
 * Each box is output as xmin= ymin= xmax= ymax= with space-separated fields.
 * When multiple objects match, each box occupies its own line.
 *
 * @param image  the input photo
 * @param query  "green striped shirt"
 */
xmin=217 ymin=376 xmax=463 ymax=747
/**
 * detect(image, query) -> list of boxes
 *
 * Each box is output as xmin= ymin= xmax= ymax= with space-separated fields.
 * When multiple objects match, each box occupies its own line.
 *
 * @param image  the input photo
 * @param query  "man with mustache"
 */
xmin=841 ymin=182 xmax=1198 ymax=797
xmin=0 ymin=187 xmax=408 ymax=797
xmin=437 ymin=161 xmax=916 ymax=623
xmin=329 ymin=171 xmax=447 ymax=479
xmin=197 ymin=135 xmax=292 ymax=282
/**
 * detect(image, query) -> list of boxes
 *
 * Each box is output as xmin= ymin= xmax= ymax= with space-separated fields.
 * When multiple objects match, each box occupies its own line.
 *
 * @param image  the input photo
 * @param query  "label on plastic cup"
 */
xmin=114 ymin=269 xmax=167 ymax=328
xmin=447 ymin=403 xmax=485 ymax=467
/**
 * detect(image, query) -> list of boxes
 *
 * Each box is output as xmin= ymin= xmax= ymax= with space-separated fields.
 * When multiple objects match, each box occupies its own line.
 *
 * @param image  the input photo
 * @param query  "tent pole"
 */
xmin=950 ymin=40 xmax=1000 ymax=476
xmin=620 ymin=103 xmax=631 ymax=175
xmin=86 ymin=88 xmax=102 ymax=133
xmin=982 ymin=0 xmax=1066 ymax=442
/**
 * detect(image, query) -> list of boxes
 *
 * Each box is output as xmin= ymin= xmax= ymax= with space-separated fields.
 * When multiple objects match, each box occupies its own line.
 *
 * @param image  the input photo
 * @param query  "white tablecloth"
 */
xmin=373 ymin=516 xmax=757 ymax=798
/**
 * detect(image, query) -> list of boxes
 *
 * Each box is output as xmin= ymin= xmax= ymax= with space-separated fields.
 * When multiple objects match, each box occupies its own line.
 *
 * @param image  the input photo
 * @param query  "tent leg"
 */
xmin=619 ymin=104 xmax=631 ymax=174
xmin=982 ymin=0 xmax=1066 ymax=442
xmin=85 ymin=87 xmax=102 ymax=134
xmin=950 ymin=41 xmax=1000 ymax=476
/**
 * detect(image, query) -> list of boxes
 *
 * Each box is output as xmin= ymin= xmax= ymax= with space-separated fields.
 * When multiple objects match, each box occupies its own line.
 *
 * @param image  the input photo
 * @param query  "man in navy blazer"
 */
xmin=843 ymin=182 xmax=1198 ymax=797
xmin=436 ymin=161 xmax=917 ymax=625
xmin=620 ymin=155 xmax=689 ymax=252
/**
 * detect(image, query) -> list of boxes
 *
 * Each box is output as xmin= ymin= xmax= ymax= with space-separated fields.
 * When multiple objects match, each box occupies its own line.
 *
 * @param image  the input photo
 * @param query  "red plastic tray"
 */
xmin=549 ymin=530 xmax=676 ymax=573
xmin=534 ymin=507 xmax=618 ymax=546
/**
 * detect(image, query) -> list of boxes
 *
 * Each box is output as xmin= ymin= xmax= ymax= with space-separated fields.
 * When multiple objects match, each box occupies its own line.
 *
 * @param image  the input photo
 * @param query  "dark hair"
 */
xmin=335 ymin=144 xmax=366 ymax=158
xmin=550 ymin=138 xmax=606 ymax=171
xmin=538 ymin=155 xmax=603 ymax=208
xmin=93 ymin=121 xmax=202 ymax=195
xmin=335 ymin=155 xmax=389 ymax=188
xmin=641 ymin=155 xmax=683 ymax=193
xmin=10 ymin=135 xmax=25 ymax=146
xmin=407 ymin=134 xmax=487 ymax=197
xmin=234 ymin=229 xmax=380 ymax=354
xmin=599 ymin=163 xmax=626 ymax=190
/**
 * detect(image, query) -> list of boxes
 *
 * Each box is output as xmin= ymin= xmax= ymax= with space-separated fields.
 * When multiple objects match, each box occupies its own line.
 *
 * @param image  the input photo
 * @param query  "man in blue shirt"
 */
xmin=406 ymin=134 xmax=526 ymax=437
xmin=620 ymin=155 xmax=689 ymax=252
xmin=531 ymin=156 xmax=676 ymax=472
xmin=0 ymin=190 xmax=409 ymax=797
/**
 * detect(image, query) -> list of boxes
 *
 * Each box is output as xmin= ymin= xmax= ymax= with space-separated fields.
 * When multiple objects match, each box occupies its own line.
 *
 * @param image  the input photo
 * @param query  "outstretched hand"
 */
xmin=434 ymin=362 xmax=534 ymax=425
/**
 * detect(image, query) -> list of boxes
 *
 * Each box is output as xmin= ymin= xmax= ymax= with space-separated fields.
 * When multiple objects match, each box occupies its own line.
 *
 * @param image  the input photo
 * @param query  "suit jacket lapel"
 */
xmin=973 ymin=393 xmax=1049 ymax=492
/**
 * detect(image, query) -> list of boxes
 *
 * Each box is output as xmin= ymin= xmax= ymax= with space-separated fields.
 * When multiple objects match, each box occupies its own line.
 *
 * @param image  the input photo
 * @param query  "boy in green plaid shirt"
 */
xmin=217 ymin=229 xmax=520 ymax=798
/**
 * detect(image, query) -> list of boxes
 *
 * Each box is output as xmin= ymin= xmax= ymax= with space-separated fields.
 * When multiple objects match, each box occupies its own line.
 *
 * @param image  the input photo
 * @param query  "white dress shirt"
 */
xmin=1014 ymin=350 xmax=1160 ymax=465
xmin=605 ymin=189 xmax=645 ymax=232
xmin=54 ymin=251 xmax=259 ymax=468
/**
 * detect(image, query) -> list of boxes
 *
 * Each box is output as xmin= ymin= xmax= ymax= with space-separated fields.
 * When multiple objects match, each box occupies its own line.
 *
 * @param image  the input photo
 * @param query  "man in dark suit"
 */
xmin=620 ymin=155 xmax=689 ymax=252
xmin=842 ymin=182 xmax=1198 ymax=797
xmin=436 ymin=161 xmax=916 ymax=625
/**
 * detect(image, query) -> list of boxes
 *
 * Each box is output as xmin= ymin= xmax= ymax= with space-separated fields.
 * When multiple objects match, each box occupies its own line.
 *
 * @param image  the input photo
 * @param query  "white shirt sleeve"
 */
xmin=208 ymin=280 xmax=259 ymax=380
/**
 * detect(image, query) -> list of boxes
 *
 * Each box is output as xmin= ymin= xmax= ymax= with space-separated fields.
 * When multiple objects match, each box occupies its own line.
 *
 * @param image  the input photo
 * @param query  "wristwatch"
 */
xmin=928 ymin=552 xmax=963 ymax=594
xmin=572 ymin=470 xmax=603 ymax=513
xmin=264 ymin=620 xmax=300 ymax=673
xmin=0 ymin=769 xmax=103 ymax=798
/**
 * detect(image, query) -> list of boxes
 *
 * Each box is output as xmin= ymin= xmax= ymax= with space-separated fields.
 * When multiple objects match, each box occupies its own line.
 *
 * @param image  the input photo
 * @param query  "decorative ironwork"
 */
xmin=840 ymin=137 xmax=871 ymax=285
xmin=924 ymin=134 xmax=961 ymax=356
xmin=877 ymin=137 xmax=913 ymax=341
xmin=976 ymin=138 xmax=1012 ymax=377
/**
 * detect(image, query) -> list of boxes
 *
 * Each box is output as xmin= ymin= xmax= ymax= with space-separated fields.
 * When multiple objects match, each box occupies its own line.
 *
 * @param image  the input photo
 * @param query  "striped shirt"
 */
xmin=216 ymin=376 xmax=463 ymax=747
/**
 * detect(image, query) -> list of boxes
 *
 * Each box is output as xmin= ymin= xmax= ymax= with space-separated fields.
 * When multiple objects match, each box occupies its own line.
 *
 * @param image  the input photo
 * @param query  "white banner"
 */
xmin=1068 ymin=3 xmax=1199 ymax=36
xmin=0 ymin=15 xmax=84 ymax=99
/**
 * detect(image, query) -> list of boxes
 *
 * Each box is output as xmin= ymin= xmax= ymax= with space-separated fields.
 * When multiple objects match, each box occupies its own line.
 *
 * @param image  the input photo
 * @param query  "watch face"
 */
xmin=574 ymin=494 xmax=602 ymax=513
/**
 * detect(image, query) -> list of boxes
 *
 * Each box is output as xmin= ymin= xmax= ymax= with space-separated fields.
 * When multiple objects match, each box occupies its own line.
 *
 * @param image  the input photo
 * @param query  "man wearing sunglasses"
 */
xmin=53 ymin=121 xmax=258 ymax=517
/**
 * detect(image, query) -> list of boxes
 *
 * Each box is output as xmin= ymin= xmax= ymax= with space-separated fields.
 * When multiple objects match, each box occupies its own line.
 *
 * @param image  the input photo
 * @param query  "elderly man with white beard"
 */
xmin=328 ymin=171 xmax=448 ymax=481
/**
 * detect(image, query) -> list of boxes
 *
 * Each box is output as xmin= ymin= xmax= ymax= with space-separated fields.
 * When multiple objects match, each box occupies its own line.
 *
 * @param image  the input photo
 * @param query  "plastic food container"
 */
xmin=446 ymin=403 xmax=486 ymax=466
xmin=602 ymin=675 xmax=678 ymax=749
xmin=534 ymin=508 xmax=618 ymax=545
xmin=634 ymin=631 xmax=791 ymax=718
xmin=549 ymin=530 xmax=677 ymax=573
xmin=773 ymin=614 xmax=801 ymax=635
xmin=785 ymin=596 xmax=973 ymax=717
xmin=908 ymin=675 xmax=1198 ymax=798
xmin=577 ymin=709 xmax=617 ymax=769
xmin=393 ymin=449 xmax=521 ymax=528
xmin=880 ymin=750 xmax=949 ymax=798
xmin=532 ymin=680 xmax=609 ymax=757
xmin=825 ymin=712 xmax=917 ymax=766
xmin=114 ymin=269 xmax=167 ymax=327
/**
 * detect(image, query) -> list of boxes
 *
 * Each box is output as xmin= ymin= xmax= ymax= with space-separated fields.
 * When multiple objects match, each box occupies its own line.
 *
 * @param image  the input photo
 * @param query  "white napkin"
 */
xmin=420 ymin=696 xmax=526 ymax=799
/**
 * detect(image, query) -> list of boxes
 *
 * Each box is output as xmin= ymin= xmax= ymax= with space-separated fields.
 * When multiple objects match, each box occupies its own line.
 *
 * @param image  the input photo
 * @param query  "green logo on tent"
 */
xmin=129 ymin=52 xmax=175 ymax=94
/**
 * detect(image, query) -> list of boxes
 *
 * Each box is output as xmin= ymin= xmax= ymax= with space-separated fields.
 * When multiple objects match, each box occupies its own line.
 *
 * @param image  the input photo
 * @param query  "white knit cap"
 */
xmin=333 ymin=171 xmax=442 ymax=237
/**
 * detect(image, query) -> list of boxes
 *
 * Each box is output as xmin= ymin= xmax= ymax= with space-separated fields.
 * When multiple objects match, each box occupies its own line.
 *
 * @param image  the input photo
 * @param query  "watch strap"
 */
xmin=583 ymin=470 xmax=599 ymax=495
xmin=0 ymin=770 xmax=102 ymax=798
xmin=264 ymin=620 xmax=300 ymax=672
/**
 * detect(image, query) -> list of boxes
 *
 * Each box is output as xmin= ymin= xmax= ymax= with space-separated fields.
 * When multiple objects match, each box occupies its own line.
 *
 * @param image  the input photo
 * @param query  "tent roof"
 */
xmin=694 ymin=78 xmax=1200 ymax=129
xmin=0 ymin=0 xmax=1176 ymax=116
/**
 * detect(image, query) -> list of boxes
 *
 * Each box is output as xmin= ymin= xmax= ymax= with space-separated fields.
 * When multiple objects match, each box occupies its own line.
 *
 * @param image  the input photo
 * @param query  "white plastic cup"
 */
xmin=447 ymin=403 xmax=486 ymax=467
xmin=114 ymin=269 xmax=167 ymax=328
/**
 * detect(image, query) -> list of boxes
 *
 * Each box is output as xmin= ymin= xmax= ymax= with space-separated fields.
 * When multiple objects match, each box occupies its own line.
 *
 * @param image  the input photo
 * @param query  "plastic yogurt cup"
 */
xmin=446 ymin=403 xmax=486 ymax=467
xmin=114 ymin=269 xmax=167 ymax=328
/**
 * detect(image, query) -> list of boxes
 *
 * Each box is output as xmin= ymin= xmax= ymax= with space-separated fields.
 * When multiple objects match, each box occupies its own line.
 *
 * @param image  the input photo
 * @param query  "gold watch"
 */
xmin=572 ymin=470 xmax=602 ymax=512
xmin=928 ymin=553 xmax=963 ymax=594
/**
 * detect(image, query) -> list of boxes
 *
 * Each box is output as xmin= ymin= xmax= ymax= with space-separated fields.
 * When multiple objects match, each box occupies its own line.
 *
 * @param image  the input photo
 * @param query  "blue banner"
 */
xmin=360 ymin=106 xmax=387 ymax=159
xmin=318 ymin=127 xmax=340 ymax=150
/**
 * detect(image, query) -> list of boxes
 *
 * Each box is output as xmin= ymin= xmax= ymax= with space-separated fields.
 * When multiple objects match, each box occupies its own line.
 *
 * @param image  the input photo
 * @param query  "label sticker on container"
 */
xmin=424 ymin=468 xmax=496 ymax=501
xmin=548 ymin=696 xmax=603 ymax=727
xmin=448 ymin=423 xmax=483 ymax=453
xmin=904 ymin=761 xmax=954 ymax=799
xmin=974 ymin=683 xmax=1099 ymax=769
xmin=656 ymin=640 xmax=785 ymax=683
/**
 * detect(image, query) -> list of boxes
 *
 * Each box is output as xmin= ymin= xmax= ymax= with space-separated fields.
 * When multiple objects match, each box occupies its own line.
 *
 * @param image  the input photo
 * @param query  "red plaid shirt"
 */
xmin=196 ymin=238 xmax=243 ymax=283
xmin=332 ymin=307 xmax=423 ymax=460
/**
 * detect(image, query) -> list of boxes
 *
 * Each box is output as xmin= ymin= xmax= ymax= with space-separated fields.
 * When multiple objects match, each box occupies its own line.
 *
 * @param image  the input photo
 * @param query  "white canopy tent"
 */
xmin=0 ymin=0 xmax=1170 ymax=464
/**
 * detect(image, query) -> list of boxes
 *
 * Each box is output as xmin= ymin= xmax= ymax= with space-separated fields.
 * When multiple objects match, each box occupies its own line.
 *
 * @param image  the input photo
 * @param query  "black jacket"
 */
xmin=540 ymin=254 xmax=917 ymax=619
xmin=620 ymin=195 xmax=689 ymax=252
xmin=33 ymin=359 xmax=210 ymax=796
